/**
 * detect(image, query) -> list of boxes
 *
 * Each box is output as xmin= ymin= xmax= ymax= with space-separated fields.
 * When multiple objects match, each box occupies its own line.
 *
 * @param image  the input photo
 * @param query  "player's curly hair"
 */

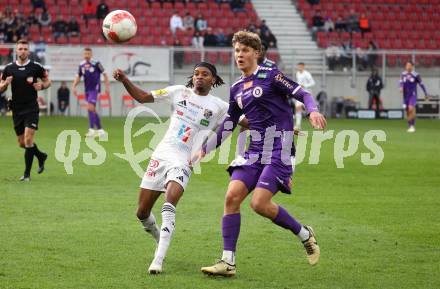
xmin=232 ymin=30 xmax=262 ymax=52
xmin=186 ymin=62 xmax=225 ymax=88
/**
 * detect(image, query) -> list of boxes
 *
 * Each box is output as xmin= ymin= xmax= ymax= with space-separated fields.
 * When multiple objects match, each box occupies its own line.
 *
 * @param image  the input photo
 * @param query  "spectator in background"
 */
xmin=57 ymin=81 xmax=70 ymax=115
xmin=247 ymin=22 xmax=257 ymax=33
xmin=31 ymin=0 xmax=46 ymax=12
xmin=33 ymin=36 xmax=47 ymax=64
xmin=230 ymin=0 xmax=246 ymax=13
xmin=366 ymin=68 xmax=383 ymax=111
xmin=67 ymin=16 xmax=80 ymax=37
xmin=204 ymin=27 xmax=218 ymax=47
xmin=38 ymin=8 xmax=51 ymax=31
xmin=170 ymin=10 xmax=184 ymax=36
xmin=356 ymin=47 xmax=368 ymax=71
xmin=192 ymin=30 xmax=204 ymax=49
xmin=194 ymin=13 xmax=207 ymax=33
xmin=216 ymin=28 xmax=227 ymax=46
xmin=52 ymin=15 xmax=68 ymax=42
xmin=307 ymin=0 xmax=320 ymax=5
xmin=259 ymin=19 xmax=270 ymax=35
xmin=15 ymin=19 xmax=28 ymax=40
xmin=346 ymin=9 xmax=359 ymax=33
xmin=96 ymin=0 xmax=109 ymax=23
xmin=260 ymin=29 xmax=277 ymax=48
xmin=183 ymin=11 xmax=194 ymax=31
xmin=335 ymin=15 xmax=346 ymax=32
xmin=367 ymin=40 xmax=378 ymax=69
xmin=325 ymin=42 xmax=341 ymax=70
xmin=173 ymin=38 xmax=184 ymax=69
xmin=83 ymin=0 xmax=95 ymax=27
xmin=324 ymin=16 xmax=334 ymax=32
xmin=359 ymin=13 xmax=370 ymax=37
xmin=312 ymin=10 xmax=325 ymax=34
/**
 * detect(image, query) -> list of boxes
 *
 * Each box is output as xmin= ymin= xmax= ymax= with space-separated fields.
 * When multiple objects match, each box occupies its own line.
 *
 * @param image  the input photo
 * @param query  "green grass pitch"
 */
xmin=0 ymin=116 xmax=439 ymax=289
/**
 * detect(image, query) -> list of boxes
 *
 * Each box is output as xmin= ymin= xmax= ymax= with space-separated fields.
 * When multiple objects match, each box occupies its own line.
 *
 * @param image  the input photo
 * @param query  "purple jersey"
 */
xmin=78 ymin=59 xmax=105 ymax=92
xmin=399 ymin=71 xmax=428 ymax=99
xmin=210 ymin=66 xmax=318 ymax=162
xmin=259 ymin=58 xmax=277 ymax=69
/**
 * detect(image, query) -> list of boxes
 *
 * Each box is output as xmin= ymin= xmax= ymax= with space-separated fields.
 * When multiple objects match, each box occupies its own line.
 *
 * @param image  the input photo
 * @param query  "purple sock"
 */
xmin=94 ymin=112 xmax=102 ymax=129
xmin=273 ymin=205 xmax=302 ymax=234
xmin=88 ymin=110 xmax=95 ymax=128
xmin=409 ymin=119 xmax=415 ymax=126
xmin=222 ymin=213 xmax=241 ymax=251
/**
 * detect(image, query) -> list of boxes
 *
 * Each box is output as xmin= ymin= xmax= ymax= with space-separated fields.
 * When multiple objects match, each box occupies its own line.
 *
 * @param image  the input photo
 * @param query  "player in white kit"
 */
xmin=113 ymin=62 xmax=241 ymax=274
xmin=294 ymin=62 xmax=315 ymax=129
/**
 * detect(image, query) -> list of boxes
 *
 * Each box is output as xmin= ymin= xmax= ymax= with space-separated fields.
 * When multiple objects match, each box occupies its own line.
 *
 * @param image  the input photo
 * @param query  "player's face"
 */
xmin=192 ymin=67 xmax=214 ymax=92
xmin=16 ymin=44 xmax=30 ymax=61
xmin=83 ymin=50 xmax=92 ymax=61
xmin=297 ymin=64 xmax=304 ymax=72
xmin=405 ymin=62 xmax=413 ymax=72
xmin=234 ymin=42 xmax=258 ymax=74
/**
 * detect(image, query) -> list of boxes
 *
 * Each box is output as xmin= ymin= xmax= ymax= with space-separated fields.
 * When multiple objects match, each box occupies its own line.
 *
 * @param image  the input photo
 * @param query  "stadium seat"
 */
xmin=76 ymin=94 xmax=88 ymax=116
xmin=121 ymin=94 xmax=136 ymax=115
xmin=98 ymin=94 xmax=112 ymax=116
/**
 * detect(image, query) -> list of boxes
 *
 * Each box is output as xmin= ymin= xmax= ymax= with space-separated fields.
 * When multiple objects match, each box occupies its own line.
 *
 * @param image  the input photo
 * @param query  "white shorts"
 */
xmin=140 ymin=158 xmax=192 ymax=192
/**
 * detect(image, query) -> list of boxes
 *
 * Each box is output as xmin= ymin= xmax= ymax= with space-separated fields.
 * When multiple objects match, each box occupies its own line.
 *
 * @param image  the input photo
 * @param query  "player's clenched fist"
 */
xmin=113 ymin=69 xmax=127 ymax=82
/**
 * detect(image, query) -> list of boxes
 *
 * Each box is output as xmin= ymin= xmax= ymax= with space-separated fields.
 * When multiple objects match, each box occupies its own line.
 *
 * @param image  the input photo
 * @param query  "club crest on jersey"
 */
xmin=252 ymin=86 xmax=263 ymax=98
xmin=203 ymin=109 xmax=213 ymax=119
xmin=26 ymin=77 xmax=33 ymax=84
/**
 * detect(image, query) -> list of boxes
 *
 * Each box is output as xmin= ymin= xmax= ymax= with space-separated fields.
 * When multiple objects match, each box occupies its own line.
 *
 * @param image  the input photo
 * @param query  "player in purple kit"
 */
xmin=200 ymin=31 xmax=326 ymax=276
xmin=399 ymin=61 xmax=429 ymax=133
xmin=72 ymin=47 xmax=110 ymax=137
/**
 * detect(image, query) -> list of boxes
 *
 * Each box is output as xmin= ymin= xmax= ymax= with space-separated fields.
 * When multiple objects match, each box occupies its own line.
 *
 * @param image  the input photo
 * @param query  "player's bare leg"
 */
xmin=149 ymin=181 xmax=184 ymax=274
xmin=201 ymin=180 xmax=248 ymax=277
xmin=407 ymin=105 xmax=416 ymax=132
xmin=137 ymin=188 xmax=161 ymax=243
xmin=251 ymin=188 xmax=320 ymax=265
xmin=20 ymin=127 xmax=47 ymax=181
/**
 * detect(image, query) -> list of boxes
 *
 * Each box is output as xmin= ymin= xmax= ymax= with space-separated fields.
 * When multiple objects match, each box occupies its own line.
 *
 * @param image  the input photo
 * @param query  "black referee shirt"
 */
xmin=1 ymin=60 xmax=48 ymax=112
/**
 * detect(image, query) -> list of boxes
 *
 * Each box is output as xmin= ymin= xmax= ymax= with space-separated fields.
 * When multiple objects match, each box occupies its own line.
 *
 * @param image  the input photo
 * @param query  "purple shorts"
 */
xmin=404 ymin=95 xmax=417 ymax=107
xmin=86 ymin=90 xmax=99 ymax=104
xmin=227 ymin=156 xmax=293 ymax=195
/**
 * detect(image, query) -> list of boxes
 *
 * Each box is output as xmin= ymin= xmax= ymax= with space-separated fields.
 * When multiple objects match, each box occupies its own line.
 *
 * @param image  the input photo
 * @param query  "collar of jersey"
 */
xmin=241 ymin=65 xmax=260 ymax=80
xmin=16 ymin=59 xmax=30 ymax=66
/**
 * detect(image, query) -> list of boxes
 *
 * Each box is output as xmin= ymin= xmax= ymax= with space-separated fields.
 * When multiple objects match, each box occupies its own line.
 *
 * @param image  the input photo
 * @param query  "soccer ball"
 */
xmin=102 ymin=10 xmax=137 ymax=43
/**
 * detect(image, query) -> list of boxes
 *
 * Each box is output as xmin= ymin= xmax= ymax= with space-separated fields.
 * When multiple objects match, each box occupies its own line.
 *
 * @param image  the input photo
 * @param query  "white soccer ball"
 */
xmin=102 ymin=10 xmax=137 ymax=43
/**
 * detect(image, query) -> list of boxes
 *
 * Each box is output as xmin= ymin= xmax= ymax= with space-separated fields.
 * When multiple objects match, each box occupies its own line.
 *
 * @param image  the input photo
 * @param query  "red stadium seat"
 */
xmin=98 ymin=94 xmax=112 ymax=116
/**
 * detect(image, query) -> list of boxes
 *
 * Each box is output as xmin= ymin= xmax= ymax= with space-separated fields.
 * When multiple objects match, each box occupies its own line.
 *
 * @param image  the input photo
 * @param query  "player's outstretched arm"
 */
xmin=309 ymin=111 xmax=327 ymax=130
xmin=113 ymin=69 xmax=154 ymax=103
xmin=0 ymin=76 xmax=13 ymax=92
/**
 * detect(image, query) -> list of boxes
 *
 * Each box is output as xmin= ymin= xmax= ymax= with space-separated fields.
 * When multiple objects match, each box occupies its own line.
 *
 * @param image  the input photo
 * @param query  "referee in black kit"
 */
xmin=0 ymin=40 xmax=51 ymax=181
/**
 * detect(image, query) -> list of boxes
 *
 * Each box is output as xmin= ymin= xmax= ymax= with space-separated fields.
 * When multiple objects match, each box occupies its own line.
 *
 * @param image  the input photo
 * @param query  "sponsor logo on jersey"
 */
xmin=178 ymin=100 xmax=187 ymax=107
xmin=189 ymin=101 xmax=203 ymax=109
xmin=146 ymin=159 xmax=159 ymax=177
xmin=176 ymin=110 xmax=183 ymax=116
xmin=177 ymin=124 xmax=191 ymax=142
xmin=203 ymin=109 xmax=213 ymax=119
xmin=200 ymin=119 xmax=210 ymax=126
xmin=152 ymin=89 xmax=168 ymax=96
xmin=243 ymin=81 xmax=253 ymax=90
xmin=275 ymin=73 xmax=293 ymax=89
xmin=252 ymin=86 xmax=263 ymax=98
xmin=257 ymin=73 xmax=267 ymax=79
xmin=236 ymin=94 xmax=243 ymax=109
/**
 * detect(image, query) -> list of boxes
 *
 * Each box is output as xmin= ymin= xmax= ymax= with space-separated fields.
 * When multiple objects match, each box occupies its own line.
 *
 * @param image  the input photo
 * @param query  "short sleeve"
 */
xmin=37 ymin=63 xmax=48 ymax=79
xmin=271 ymin=69 xmax=302 ymax=97
xmin=97 ymin=62 xmax=105 ymax=73
xmin=78 ymin=65 xmax=83 ymax=77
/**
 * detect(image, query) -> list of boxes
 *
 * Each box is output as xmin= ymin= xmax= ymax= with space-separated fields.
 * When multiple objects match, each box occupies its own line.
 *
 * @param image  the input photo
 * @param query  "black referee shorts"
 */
xmin=12 ymin=110 xmax=39 ymax=136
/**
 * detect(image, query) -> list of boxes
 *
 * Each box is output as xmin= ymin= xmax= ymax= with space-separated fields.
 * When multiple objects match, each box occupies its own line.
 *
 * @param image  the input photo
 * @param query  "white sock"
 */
xmin=222 ymin=250 xmax=235 ymax=265
xmin=295 ymin=112 xmax=302 ymax=129
xmin=297 ymin=226 xmax=310 ymax=242
xmin=153 ymin=202 xmax=176 ymax=265
xmin=140 ymin=213 xmax=160 ymax=243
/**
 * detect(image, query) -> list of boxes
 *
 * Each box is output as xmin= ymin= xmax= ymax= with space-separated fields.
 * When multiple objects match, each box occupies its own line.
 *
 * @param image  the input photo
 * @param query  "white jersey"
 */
xmin=151 ymin=85 xmax=229 ymax=166
xmin=295 ymin=70 xmax=315 ymax=92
